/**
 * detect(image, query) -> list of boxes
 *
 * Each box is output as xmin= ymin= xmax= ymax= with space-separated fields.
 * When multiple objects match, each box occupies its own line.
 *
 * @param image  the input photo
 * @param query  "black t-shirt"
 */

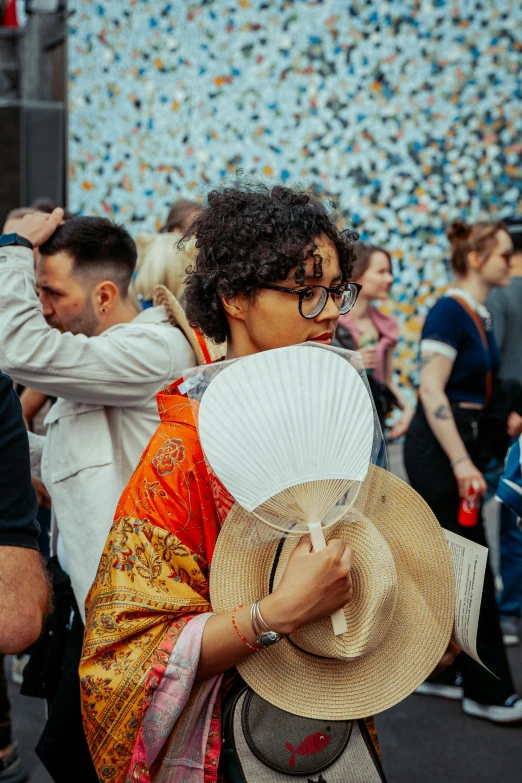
xmin=421 ymin=296 xmax=501 ymax=404
xmin=0 ymin=373 xmax=39 ymax=549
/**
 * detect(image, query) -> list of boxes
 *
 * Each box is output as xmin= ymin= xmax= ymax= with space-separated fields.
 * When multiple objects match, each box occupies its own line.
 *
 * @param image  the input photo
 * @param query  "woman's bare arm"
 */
xmin=419 ymin=352 xmax=486 ymax=497
xmin=196 ymin=528 xmax=460 ymax=681
xmin=196 ymin=536 xmax=353 ymax=680
xmin=419 ymin=352 xmax=464 ymax=459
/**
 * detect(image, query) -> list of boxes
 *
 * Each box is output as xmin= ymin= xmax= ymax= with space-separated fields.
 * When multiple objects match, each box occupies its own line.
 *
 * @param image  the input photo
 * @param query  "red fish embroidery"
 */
xmin=285 ymin=732 xmax=331 ymax=767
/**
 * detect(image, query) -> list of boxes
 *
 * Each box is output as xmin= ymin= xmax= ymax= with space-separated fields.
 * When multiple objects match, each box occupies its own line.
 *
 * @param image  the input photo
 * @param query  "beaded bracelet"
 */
xmin=232 ymin=605 xmax=262 ymax=651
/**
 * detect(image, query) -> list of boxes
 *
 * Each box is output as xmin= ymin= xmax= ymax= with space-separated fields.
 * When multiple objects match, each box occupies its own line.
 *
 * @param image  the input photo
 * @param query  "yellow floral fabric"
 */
xmin=80 ymin=384 xmax=228 ymax=782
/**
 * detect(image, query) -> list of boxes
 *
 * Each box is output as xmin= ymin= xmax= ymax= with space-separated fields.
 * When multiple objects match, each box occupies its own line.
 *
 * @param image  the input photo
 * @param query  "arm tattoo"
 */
xmin=434 ymin=404 xmax=452 ymax=420
xmin=420 ymin=353 xmax=436 ymax=370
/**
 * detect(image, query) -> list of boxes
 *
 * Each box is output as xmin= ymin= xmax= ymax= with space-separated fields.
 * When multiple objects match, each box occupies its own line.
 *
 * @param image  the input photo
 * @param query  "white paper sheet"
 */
xmin=443 ymin=529 xmax=495 ymax=676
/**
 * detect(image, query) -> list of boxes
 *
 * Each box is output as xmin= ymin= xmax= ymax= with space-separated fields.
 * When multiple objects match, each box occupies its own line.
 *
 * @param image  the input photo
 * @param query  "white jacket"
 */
xmin=0 ymin=246 xmax=196 ymax=618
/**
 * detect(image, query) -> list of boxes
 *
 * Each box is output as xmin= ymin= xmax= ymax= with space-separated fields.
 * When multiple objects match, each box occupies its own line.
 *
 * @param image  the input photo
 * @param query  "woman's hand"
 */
xmin=428 ymin=638 xmax=461 ymax=679
xmin=197 ymin=534 xmax=354 ymax=680
xmin=507 ymin=411 xmax=522 ymax=439
xmin=452 ymin=458 xmax=486 ymax=500
xmin=388 ymin=406 xmax=414 ymax=440
xmin=359 ymin=346 xmax=377 ymax=372
xmin=262 ymin=534 xmax=354 ymax=635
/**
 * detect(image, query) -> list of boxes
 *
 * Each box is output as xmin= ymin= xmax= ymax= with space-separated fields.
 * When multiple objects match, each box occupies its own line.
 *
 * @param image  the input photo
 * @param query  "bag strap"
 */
xmin=447 ymin=294 xmax=492 ymax=405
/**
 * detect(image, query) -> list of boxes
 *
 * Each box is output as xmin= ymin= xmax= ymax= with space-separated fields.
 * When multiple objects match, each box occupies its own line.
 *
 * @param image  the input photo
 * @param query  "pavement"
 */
xmin=375 ymin=443 xmax=522 ymax=782
xmin=4 ymin=442 xmax=522 ymax=782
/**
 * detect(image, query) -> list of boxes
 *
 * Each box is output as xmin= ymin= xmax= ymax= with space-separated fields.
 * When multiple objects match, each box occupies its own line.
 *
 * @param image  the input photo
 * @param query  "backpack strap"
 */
xmin=447 ymin=294 xmax=492 ymax=405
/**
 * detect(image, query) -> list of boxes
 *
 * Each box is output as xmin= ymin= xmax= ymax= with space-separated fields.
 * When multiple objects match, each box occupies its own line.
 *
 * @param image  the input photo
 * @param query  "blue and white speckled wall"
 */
xmin=68 ymin=0 xmax=522 ymax=387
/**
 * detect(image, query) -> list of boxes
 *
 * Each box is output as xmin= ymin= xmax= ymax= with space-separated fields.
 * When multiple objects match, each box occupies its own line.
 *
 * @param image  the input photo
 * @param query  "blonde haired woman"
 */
xmin=131 ymin=232 xmax=196 ymax=308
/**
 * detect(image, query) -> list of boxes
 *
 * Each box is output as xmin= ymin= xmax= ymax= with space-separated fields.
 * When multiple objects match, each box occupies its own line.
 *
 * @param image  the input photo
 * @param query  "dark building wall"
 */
xmin=0 ymin=105 xmax=21 ymax=217
xmin=0 ymin=13 xmax=66 ymax=224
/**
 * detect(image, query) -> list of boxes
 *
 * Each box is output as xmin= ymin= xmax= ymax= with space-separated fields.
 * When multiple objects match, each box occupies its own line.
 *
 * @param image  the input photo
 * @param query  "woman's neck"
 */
xmin=350 ymin=295 xmax=372 ymax=320
xmin=225 ymin=328 xmax=258 ymax=360
xmin=453 ymin=275 xmax=491 ymax=305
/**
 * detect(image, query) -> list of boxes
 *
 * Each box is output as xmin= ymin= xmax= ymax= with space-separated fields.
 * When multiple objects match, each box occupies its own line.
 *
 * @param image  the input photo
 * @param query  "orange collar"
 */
xmin=156 ymin=380 xmax=197 ymax=425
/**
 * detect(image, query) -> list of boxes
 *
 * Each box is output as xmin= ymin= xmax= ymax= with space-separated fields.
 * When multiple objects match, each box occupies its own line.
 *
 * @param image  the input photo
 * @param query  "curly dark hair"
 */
xmin=181 ymin=184 xmax=358 ymax=343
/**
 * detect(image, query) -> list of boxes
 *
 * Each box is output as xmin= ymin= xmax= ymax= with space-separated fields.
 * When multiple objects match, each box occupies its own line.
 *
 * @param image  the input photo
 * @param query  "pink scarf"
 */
xmin=338 ymin=307 xmax=399 ymax=383
xmin=129 ymin=612 xmax=223 ymax=782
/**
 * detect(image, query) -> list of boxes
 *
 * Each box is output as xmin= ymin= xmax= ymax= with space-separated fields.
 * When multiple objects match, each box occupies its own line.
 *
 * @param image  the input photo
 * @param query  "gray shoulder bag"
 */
xmin=220 ymin=681 xmax=387 ymax=783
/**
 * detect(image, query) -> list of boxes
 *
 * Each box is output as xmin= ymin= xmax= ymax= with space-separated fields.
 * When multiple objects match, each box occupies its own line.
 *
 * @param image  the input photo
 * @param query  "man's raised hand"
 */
xmin=13 ymin=208 xmax=64 ymax=249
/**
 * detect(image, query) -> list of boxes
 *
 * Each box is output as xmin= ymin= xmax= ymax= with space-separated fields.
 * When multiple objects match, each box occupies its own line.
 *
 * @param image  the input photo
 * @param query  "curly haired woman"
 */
xmin=80 ymin=184 xmax=456 ymax=783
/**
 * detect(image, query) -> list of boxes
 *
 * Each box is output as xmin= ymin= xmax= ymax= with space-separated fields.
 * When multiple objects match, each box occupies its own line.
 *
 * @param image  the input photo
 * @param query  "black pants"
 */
xmin=35 ymin=607 xmax=97 ymax=783
xmin=404 ymin=404 xmax=515 ymax=705
xmin=21 ymin=557 xmax=97 ymax=783
xmin=0 ymin=655 xmax=11 ymax=751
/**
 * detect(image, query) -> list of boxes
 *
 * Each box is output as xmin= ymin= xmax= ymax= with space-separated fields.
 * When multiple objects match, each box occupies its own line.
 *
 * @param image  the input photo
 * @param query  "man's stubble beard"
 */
xmin=51 ymin=298 xmax=101 ymax=337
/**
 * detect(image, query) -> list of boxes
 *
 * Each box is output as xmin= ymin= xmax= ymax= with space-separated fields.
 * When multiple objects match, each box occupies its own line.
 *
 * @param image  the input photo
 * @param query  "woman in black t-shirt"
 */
xmin=404 ymin=220 xmax=522 ymax=723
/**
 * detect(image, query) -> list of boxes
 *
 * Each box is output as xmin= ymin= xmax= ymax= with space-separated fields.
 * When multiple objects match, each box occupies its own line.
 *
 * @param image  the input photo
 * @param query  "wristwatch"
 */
xmin=0 ymin=233 xmax=34 ymax=250
xmin=251 ymin=599 xmax=285 ymax=647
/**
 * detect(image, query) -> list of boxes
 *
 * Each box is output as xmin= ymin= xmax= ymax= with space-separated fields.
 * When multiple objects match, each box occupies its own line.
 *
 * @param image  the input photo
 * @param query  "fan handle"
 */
xmin=308 ymin=522 xmax=348 ymax=636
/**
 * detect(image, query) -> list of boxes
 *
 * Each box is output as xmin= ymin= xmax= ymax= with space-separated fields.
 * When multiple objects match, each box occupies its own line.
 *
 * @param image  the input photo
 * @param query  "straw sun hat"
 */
xmin=152 ymin=284 xmax=225 ymax=364
xmin=210 ymin=464 xmax=455 ymax=720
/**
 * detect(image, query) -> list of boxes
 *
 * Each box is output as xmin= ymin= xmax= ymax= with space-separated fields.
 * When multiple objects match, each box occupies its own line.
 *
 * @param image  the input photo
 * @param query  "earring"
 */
xmin=101 ymin=307 xmax=106 ymax=313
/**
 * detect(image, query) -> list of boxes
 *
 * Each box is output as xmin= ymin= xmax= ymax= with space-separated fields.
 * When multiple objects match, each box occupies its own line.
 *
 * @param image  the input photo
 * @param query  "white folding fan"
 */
xmin=198 ymin=344 xmax=375 ymax=635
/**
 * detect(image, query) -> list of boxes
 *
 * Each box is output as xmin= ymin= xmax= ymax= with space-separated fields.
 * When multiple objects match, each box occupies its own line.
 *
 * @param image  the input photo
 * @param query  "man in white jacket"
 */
xmin=0 ymin=209 xmax=196 ymax=616
xmin=0 ymin=209 xmax=197 ymax=780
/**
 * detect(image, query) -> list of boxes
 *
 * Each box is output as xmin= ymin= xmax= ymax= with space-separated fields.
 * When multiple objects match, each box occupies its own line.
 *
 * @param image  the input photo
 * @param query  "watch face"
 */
xmin=258 ymin=631 xmax=281 ymax=647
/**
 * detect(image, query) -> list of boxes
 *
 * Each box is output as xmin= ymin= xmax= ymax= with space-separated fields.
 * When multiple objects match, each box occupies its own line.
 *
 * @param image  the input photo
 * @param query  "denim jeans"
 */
xmin=498 ymin=502 xmax=522 ymax=619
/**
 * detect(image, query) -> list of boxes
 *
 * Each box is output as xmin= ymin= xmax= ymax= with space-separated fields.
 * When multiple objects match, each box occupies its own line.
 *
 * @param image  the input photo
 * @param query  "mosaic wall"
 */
xmin=68 ymin=0 xmax=522 ymax=389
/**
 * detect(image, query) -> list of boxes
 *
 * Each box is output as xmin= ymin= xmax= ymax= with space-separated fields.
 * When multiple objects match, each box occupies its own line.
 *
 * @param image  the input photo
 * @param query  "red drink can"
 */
xmin=458 ymin=482 xmax=480 ymax=527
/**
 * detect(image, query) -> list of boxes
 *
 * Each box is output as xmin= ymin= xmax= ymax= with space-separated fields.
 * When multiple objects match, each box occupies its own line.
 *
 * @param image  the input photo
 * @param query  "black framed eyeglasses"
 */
xmin=259 ymin=281 xmax=362 ymax=320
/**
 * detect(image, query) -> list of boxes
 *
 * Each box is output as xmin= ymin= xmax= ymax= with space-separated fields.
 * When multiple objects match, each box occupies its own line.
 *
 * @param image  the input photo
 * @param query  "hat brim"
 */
xmin=210 ymin=464 xmax=455 ymax=720
xmin=152 ymin=284 xmax=225 ymax=364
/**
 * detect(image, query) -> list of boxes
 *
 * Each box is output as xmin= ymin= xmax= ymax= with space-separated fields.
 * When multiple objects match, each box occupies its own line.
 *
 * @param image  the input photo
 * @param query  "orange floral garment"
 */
xmin=80 ymin=382 xmax=233 ymax=783
xmin=80 ymin=380 xmax=381 ymax=782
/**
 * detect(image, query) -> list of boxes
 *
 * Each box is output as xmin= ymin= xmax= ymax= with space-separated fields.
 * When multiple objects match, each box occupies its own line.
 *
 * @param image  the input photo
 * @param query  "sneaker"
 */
xmin=462 ymin=694 xmax=522 ymax=724
xmin=0 ymin=744 xmax=28 ymax=783
xmin=500 ymin=616 xmax=520 ymax=647
xmin=415 ymin=681 xmax=464 ymax=700
xmin=10 ymin=655 xmax=29 ymax=687
xmin=415 ymin=672 xmax=464 ymax=701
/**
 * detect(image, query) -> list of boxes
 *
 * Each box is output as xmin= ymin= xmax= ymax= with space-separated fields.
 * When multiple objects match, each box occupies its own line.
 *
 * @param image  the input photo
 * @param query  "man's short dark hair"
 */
xmin=40 ymin=216 xmax=137 ymax=296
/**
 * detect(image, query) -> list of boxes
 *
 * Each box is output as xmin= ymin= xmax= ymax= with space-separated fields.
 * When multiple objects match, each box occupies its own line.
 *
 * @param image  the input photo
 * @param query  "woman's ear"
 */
xmin=467 ymin=250 xmax=482 ymax=271
xmin=220 ymin=293 xmax=248 ymax=323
